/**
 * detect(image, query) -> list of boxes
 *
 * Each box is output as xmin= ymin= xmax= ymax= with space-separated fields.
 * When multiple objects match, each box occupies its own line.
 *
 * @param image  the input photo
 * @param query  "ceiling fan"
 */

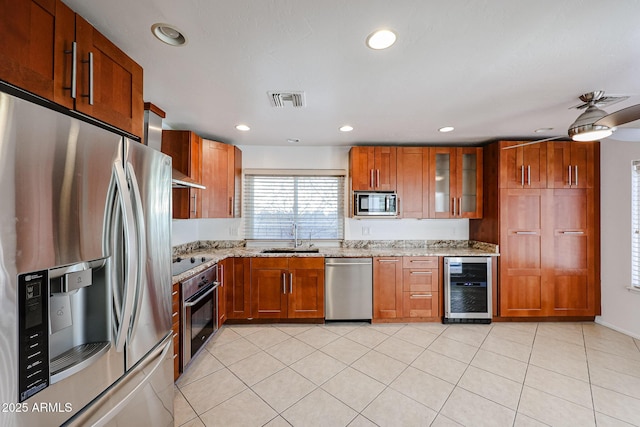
xmin=504 ymin=91 xmax=640 ymax=149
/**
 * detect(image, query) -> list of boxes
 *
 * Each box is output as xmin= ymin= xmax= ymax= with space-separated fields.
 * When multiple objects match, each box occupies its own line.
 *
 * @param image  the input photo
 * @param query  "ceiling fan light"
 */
xmin=570 ymin=127 xmax=613 ymax=141
xmin=568 ymin=105 xmax=612 ymax=141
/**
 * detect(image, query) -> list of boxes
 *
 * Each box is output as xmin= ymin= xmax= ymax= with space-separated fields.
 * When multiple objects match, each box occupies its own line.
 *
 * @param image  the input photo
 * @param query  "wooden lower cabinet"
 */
xmin=217 ymin=259 xmax=232 ymax=327
xmin=373 ymin=258 xmax=403 ymax=319
xmin=251 ymin=257 xmax=324 ymax=319
xmin=226 ymin=257 xmax=251 ymax=320
xmin=171 ymin=282 xmax=180 ymax=381
xmin=374 ymin=256 xmax=440 ymax=321
xmin=498 ymin=188 xmax=597 ymax=317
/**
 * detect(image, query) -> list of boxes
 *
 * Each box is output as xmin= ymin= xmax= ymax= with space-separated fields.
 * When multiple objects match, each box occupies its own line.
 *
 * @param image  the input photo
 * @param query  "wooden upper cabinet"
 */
xmin=498 ymin=141 xmax=547 ymax=189
xmin=75 ymin=15 xmax=143 ymax=137
xmin=350 ymin=146 xmax=396 ymax=191
xmin=0 ymin=0 xmax=143 ymax=137
xmin=162 ymin=130 xmax=202 ymax=219
xmin=0 ymin=0 xmax=59 ymax=102
xmin=396 ymin=147 xmax=429 ymax=218
xmin=428 ymin=147 xmax=482 ymax=218
xmin=547 ymin=142 xmax=596 ymax=189
xmin=202 ymin=141 xmax=242 ymax=218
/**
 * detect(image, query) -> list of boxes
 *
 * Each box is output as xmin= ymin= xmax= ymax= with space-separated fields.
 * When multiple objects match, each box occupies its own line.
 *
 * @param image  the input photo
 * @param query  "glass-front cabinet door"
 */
xmin=429 ymin=147 xmax=482 ymax=219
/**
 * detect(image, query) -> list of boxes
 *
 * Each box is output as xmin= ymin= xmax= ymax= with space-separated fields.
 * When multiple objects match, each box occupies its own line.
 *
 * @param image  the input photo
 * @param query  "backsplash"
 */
xmin=342 ymin=240 xmax=498 ymax=253
xmin=173 ymin=240 xmax=246 ymax=257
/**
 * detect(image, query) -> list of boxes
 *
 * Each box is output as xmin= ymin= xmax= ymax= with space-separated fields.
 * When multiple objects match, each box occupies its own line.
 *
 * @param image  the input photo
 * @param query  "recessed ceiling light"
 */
xmin=534 ymin=127 xmax=554 ymax=133
xmin=235 ymin=124 xmax=250 ymax=131
xmin=151 ymin=23 xmax=187 ymax=46
xmin=366 ymin=29 xmax=397 ymax=50
xmin=438 ymin=126 xmax=455 ymax=133
xmin=339 ymin=125 xmax=354 ymax=132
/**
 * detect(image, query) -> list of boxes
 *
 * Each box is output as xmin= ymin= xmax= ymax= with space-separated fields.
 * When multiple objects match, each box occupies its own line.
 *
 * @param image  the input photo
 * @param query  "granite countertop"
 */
xmin=171 ymin=240 xmax=499 ymax=283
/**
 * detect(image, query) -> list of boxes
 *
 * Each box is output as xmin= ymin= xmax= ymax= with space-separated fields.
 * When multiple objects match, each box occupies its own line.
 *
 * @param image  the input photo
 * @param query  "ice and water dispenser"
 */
xmin=18 ymin=260 xmax=111 ymax=402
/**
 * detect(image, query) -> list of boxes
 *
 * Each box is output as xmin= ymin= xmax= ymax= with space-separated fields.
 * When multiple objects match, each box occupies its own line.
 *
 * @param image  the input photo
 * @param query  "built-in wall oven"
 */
xmin=181 ymin=264 xmax=219 ymax=369
xmin=444 ymin=257 xmax=492 ymax=324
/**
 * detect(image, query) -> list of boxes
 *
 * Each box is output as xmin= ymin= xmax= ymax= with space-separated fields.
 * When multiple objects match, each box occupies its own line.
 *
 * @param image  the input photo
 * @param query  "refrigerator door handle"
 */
xmin=113 ymin=160 xmax=139 ymax=353
xmin=125 ymin=162 xmax=147 ymax=339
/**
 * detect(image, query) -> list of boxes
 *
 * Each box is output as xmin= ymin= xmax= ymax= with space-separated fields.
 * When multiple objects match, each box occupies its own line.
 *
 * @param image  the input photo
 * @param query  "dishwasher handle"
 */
xmin=325 ymin=262 xmax=372 ymax=266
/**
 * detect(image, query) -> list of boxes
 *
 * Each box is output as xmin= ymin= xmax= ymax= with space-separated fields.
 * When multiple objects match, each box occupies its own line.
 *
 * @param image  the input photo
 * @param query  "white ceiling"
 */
xmin=63 ymin=0 xmax=640 ymax=146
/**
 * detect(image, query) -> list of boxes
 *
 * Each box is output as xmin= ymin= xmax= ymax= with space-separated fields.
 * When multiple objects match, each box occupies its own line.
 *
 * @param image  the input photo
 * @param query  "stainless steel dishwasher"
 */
xmin=325 ymin=258 xmax=373 ymax=320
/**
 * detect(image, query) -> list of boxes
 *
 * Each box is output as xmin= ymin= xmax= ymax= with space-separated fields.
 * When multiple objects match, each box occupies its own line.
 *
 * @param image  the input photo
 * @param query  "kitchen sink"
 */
xmin=260 ymin=248 xmax=320 ymax=254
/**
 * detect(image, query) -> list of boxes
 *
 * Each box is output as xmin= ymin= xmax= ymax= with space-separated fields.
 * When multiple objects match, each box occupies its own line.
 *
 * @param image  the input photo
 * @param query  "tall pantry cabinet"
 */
xmin=470 ymin=140 xmax=600 ymax=318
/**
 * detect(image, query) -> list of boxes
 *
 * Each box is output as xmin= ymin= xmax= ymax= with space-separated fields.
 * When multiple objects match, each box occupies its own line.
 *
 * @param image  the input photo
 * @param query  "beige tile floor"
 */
xmin=174 ymin=322 xmax=640 ymax=427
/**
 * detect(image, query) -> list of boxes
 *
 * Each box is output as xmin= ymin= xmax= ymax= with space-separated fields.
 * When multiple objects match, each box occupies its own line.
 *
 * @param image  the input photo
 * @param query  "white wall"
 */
xmin=598 ymin=140 xmax=640 ymax=338
xmin=172 ymin=145 xmax=469 ymax=244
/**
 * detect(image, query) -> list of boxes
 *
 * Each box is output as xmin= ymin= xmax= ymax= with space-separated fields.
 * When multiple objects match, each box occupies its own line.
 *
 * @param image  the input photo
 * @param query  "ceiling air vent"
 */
xmin=268 ymin=91 xmax=306 ymax=108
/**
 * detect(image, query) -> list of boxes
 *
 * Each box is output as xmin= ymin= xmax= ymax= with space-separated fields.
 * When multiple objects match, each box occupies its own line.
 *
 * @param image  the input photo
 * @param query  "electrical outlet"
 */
xmin=362 ymin=226 xmax=370 ymax=236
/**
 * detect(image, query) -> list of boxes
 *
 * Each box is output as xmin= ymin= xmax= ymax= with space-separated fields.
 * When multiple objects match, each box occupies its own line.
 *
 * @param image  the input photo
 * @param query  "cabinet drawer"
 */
xmin=402 ymin=291 xmax=439 ymax=318
xmin=251 ymin=257 xmax=288 ymax=269
xmin=173 ymin=353 xmax=180 ymax=381
xmin=288 ymin=257 xmax=324 ymax=269
xmin=402 ymin=269 xmax=438 ymax=292
xmin=403 ymin=256 xmax=438 ymax=269
xmin=172 ymin=329 xmax=179 ymax=354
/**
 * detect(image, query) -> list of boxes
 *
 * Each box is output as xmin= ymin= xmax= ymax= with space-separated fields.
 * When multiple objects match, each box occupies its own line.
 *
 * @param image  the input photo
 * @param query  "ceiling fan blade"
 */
xmin=609 ymin=127 xmax=640 ymax=142
xmin=594 ymin=103 xmax=640 ymax=128
xmin=501 ymin=136 xmax=565 ymax=150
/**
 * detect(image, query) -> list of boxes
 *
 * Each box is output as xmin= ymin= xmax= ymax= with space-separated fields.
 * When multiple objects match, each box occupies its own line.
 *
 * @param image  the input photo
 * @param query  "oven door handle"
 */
xmin=184 ymin=282 xmax=219 ymax=307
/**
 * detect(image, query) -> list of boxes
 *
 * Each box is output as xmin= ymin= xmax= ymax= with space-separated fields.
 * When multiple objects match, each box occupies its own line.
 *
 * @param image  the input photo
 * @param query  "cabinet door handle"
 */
xmin=521 ymin=165 xmax=525 ymax=187
xmin=376 ymin=169 xmax=380 ymax=188
xmin=171 ymin=290 xmax=178 ymax=296
xmin=527 ymin=165 xmax=531 ymax=186
xmin=561 ymin=231 xmax=584 ymax=235
xmin=81 ymin=51 xmax=94 ymax=105
xmin=289 ymin=273 xmax=293 ymax=294
xmin=458 ymin=197 xmax=462 ymax=216
xmin=229 ymin=197 xmax=233 ymax=216
xmin=515 ymin=231 xmax=537 ymax=235
xmin=452 ymin=197 xmax=456 ymax=216
xmin=370 ymin=169 xmax=374 ymax=188
xmin=191 ymin=193 xmax=197 ymax=216
xmin=574 ymin=165 xmax=579 ymax=186
xmin=568 ymin=165 xmax=572 ymax=186
xmin=64 ymin=41 xmax=77 ymax=99
xmin=282 ymin=273 xmax=286 ymax=294
xmin=378 ymin=259 xmax=398 ymax=263
xmin=410 ymin=294 xmax=433 ymax=298
xmin=410 ymin=271 xmax=432 ymax=275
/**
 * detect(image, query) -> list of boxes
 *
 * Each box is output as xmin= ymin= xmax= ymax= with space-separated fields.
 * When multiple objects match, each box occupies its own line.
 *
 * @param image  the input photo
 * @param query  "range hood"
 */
xmin=171 ymin=169 xmax=205 ymax=189
xmin=143 ymin=103 xmax=206 ymax=190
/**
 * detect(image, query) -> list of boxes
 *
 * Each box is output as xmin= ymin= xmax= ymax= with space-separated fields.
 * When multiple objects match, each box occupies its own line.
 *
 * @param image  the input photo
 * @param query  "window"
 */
xmin=244 ymin=173 xmax=345 ymax=240
xmin=632 ymin=161 xmax=640 ymax=288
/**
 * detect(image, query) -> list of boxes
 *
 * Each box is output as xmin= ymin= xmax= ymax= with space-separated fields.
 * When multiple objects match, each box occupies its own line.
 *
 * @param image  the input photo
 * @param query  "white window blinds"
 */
xmin=244 ymin=174 xmax=345 ymax=240
xmin=632 ymin=161 xmax=640 ymax=288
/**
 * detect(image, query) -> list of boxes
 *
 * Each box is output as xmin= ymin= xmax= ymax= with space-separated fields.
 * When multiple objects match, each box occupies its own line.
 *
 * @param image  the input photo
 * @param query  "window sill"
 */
xmin=626 ymin=286 xmax=640 ymax=294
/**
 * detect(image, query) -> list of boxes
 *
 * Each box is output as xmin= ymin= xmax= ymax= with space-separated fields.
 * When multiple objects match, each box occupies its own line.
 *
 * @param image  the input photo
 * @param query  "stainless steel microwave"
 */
xmin=354 ymin=192 xmax=398 ymax=217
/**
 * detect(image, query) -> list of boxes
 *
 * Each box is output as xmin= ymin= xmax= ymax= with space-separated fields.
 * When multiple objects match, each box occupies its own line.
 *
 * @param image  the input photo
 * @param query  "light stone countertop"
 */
xmin=171 ymin=243 xmax=499 ymax=284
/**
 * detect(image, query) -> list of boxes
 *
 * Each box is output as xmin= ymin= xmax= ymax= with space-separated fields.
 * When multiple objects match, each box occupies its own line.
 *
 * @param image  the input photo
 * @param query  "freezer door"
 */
xmin=64 ymin=333 xmax=174 ymax=427
xmin=123 ymin=139 xmax=173 ymax=369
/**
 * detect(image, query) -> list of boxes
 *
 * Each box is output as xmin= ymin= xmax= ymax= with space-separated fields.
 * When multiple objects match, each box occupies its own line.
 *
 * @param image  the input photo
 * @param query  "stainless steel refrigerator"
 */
xmin=0 ymin=84 xmax=174 ymax=426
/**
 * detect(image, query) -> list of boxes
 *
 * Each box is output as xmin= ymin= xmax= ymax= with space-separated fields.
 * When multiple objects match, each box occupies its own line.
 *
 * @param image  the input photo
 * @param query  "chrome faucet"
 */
xmin=293 ymin=223 xmax=301 ymax=247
